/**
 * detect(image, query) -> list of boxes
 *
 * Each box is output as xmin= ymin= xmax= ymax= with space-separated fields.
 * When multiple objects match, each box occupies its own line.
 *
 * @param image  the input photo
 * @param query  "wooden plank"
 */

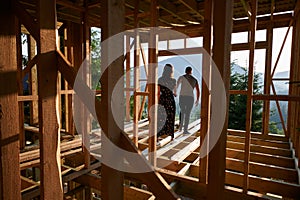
xmin=158 ymin=47 xmax=204 ymax=56
xmin=170 ymin=137 xmax=200 ymax=163
xmin=227 ymin=129 xmax=289 ymax=142
xmin=17 ymin=95 xmax=39 ymax=101
xmin=147 ymin=0 xmax=159 ymax=166
xmin=227 ymin=134 xmax=290 ymax=149
xmin=199 ymin=0 xmax=213 ymax=184
xmin=13 ymin=0 xmax=39 ymax=40
xmin=125 ymin=35 xmax=131 ymax=122
xmin=253 ymin=94 xmax=300 ymax=101
xmin=124 ymin=186 xmax=153 ymax=200
xmin=226 ymin=141 xmax=292 ymax=158
xmin=66 ymin=22 xmax=75 ymax=136
xmin=226 ymin=171 xmax=300 ymax=199
xmin=28 ymin=35 xmax=39 ymax=126
xmin=226 ymin=148 xmax=295 ymax=169
xmin=73 ymin=173 xmax=154 ymax=200
xmin=38 ymin=0 xmax=63 ymax=198
xmin=207 ymin=0 xmax=233 ymax=199
xmin=231 ymin=41 xmax=267 ymax=51
xmin=120 ymin=133 xmax=179 ymax=199
xmin=176 ymin=0 xmax=204 ymax=20
xmin=262 ymin=25 xmax=272 ymax=135
xmin=100 ymin=0 xmax=125 ymax=199
xmin=16 ymin=20 xmax=25 ymax=149
xmin=226 ymin=158 xmax=298 ymax=184
xmin=82 ymin=5 xmax=91 ymax=169
xmin=243 ymin=0 xmax=257 ymax=193
xmin=0 ymin=2 xmax=21 ymax=198
xmin=288 ymin=0 xmax=300 ymax=144
xmin=133 ymin=30 xmax=141 ymax=146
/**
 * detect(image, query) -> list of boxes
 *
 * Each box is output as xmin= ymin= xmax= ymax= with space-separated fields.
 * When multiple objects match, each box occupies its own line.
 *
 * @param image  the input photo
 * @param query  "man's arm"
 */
xmin=195 ymin=81 xmax=200 ymax=105
xmin=174 ymin=76 xmax=182 ymax=96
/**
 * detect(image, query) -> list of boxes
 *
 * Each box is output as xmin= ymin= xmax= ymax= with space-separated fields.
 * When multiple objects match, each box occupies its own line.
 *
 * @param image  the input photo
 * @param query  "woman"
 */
xmin=157 ymin=64 xmax=176 ymax=140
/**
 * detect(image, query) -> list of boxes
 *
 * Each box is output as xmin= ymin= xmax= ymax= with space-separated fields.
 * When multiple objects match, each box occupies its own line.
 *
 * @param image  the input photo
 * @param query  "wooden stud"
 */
xmin=243 ymin=0 xmax=257 ymax=193
xmin=207 ymin=0 xmax=233 ymax=199
xmin=13 ymin=1 xmax=39 ymax=41
xmin=262 ymin=25 xmax=272 ymax=135
xmin=0 ymin=1 xmax=21 ymax=199
xmin=16 ymin=20 xmax=25 ymax=149
xmin=133 ymin=31 xmax=141 ymax=146
xmin=199 ymin=0 xmax=213 ymax=184
xmin=100 ymin=0 xmax=125 ymax=199
xmin=28 ymin=35 xmax=39 ymax=126
xmin=288 ymin=1 xmax=300 ymax=153
xmin=270 ymin=83 xmax=288 ymax=136
xmin=37 ymin=0 xmax=63 ymax=198
xmin=147 ymin=0 xmax=159 ymax=166
xmin=125 ymin=35 xmax=131 ymax=122
xmin=82 ymin=1 xmax=91 ymax=169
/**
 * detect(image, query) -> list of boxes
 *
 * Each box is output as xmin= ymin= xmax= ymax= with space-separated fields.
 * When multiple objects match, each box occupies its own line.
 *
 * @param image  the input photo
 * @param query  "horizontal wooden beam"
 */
xmin=253 ymin=94 xmax=300 ymax=101
xmin=158 ymin=47 xmax=204 ymax=56
xmin=232 ymin=41 xmax=268 ymax=51
xmin=13 ymin=1 xmax=39 ymax=40
xmin=229 ymin=90 xmax=247 ymax=95
xmin=226 ymin=148 xmax=295 ymax=169
xmin=17 ymin=95 xmax=38 ymax=101
xmin=56 ymin=0 xmax=85 ymax=12
xmin=227 ymin=141 xmax=292 ymax=157
xmin=226 ymin=171 xmax=300 ymax=199
xmin=226 ymin=158 xmax=298 ymax=183
xmin=227 ymin=134 xmax=290 ymax=149
xmin=227 ymin=129 xmax=289 ymax=142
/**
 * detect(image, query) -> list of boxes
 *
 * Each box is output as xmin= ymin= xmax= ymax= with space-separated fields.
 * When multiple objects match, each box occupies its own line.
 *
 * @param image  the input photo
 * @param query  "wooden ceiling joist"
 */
xmin=13 ymin=0 xmax=39 ymax=40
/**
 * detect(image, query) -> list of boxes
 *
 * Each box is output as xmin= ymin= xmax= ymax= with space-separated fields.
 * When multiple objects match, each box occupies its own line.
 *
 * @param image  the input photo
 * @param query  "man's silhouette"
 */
xmin=175 ymin=66 xmax=200 ymax=134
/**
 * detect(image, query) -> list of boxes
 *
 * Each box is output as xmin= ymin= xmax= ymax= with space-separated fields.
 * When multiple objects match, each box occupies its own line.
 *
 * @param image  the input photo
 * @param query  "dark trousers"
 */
xmin=179 ymin=95 xmax=194 ymax=132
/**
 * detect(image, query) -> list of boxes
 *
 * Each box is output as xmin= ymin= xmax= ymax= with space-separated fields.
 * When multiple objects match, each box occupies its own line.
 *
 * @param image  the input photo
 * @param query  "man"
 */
xmin=175 ymin=66 xmax=200 ymax=134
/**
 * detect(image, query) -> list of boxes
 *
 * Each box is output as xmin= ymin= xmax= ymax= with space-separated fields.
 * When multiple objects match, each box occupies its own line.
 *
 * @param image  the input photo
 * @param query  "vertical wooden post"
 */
xmin=133 ymin=31 xmax=141 ymax=146
xmin=199 ymin=0 xmax=213 ymax=184
xmin=83 ymin=1 xmax=91 ymax=169
xmin=28 ymin=35 xmax=39 ymax=126
xmin=125 ymin=35 xmax=131 ymax=122
xmin=133 ymin=0 xmax=140 ymax=146
xmin=16 ymin=20 xmax=25 ymax=149
xmin=262 ymin=25 xmax=273 ymax=135
xmin=148 ymin=0 xmax=159 ymax=166
xmin=100 ymin=0 xmax=125 ymax=199
xmin=243 ymin=0 xmax=257 ymax=193
xmin=288 ymin=2 xmax=300 ymax=161
xmin=37 ymin=0 xmax=63 ymax=199
xmin=0 ymin=1 xmax=21 ymax=199
xmin=207 ymin=0 xmax=233 ymax=199
xmin=67 ymin=22 xmax=76 ymax=136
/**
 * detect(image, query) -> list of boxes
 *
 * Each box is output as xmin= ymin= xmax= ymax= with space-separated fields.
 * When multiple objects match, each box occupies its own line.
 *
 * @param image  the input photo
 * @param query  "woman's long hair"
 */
xmin=162 ymin=64 xmax=174 ymax=78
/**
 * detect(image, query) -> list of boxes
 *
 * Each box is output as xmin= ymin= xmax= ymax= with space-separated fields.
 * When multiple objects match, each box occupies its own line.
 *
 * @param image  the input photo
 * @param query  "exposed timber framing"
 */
xmin=28 ymin=35 xmax=39 ymax=126
xmin=100 ymin=0 xmax=125 ymax=199
xmin=16 ymin=20 xmax=25 ymax=150
xmin=0 ymin=1 xmax=21 ymax=199
xmin=199 ymin=0 xmax=213 ymax=184
xmin=148 ymin=0 xmax=159 ymax=166
xmin=207 ymin=0 xmax=233 ymax=199
xmin=243 ymin=0 xmax=257 ymax=194
xmin=37 ymin=0 xmax=63 ymax=198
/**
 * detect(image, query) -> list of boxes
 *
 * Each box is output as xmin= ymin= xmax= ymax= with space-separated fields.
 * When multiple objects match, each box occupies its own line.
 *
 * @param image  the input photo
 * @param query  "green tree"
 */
xmin=91 ymin=28 xmax=101 ymax=90
xmin=228 ymin=63 xmax=263 ymax=132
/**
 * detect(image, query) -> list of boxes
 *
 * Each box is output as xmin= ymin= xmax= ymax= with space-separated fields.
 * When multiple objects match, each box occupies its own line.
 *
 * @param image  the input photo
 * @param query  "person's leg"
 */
xmin=183 ymin=96 xmax=194 ymax=133
xmin=178 ymin=96 xmax=185 ymax=131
